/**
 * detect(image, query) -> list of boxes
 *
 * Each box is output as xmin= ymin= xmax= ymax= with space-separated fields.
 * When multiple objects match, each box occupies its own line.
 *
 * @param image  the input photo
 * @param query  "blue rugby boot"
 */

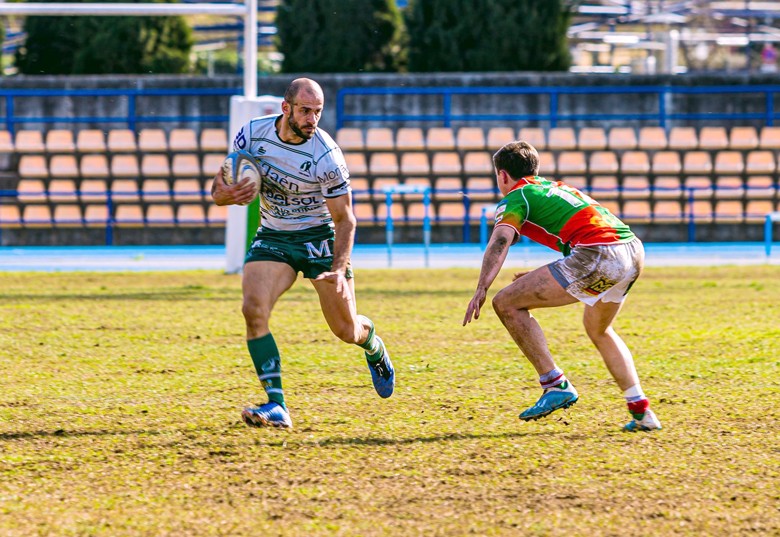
xmin=242 ymin=401 xmax=292 ymax=429
xmin=519 ymin=381 xmax=579 ymax=421
xmin=623 ymin=408 xmax=662 ymax=432
xmin=366 ymin=335 xmax=395 ymax=398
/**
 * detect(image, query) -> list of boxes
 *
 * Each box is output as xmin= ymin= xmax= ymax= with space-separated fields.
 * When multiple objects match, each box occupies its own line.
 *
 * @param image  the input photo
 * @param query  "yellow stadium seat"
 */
xmin=168 ymin=128 xmax=198 ymax=152
xmin=538 ymin=151 xmax=556 ymax=175
xmin=517 ymin=127 xmax=546 ymax=150
xmin=590 ymin=176 xmax=619 ymax=200
xmin=336 ymin=128 xmax=364 ymax=152
xmin=463 ymin=151 xmax=492 ymax=176
xmin=369 ymin=152 xmax=399 ymax=176
xmin=111 ymin=154 xmax=140 ymax=178
xmin=47 ymin=179 xmax=78 ymax=203
xmin=714 ymin=151 xmax=744 ymax=175
xmin=49 ymin=155 xmax=79 ymax=179
xmin=141 ymin=154 xmax=170 ymax=178
xmin=395 ymin=128 xmax=425 ymax=152
xmin=652 ymin=200 xmax=684 ymax=222
xmin=758 ymin=126 xmax=780 ymax=150
xmin=713 ymin=177 xmax=744 ymax=199
xmin=436 ymin=201 xmax=467 ymax=223
xmin=45 ymin=129 xmax=75 ymax=153
xmin=171 ymin=154 xmax=201 ymax=178
xmin=729 ymin=127 xmax=758 ymax=150
xmin=651 ymin=151 xmax=682 ymax=175
xmin=486 ymin=127 xmax=515 ymax=150
xmin=207 ymin=203 xmax=228 ymax=225
xmin=173 ymin=179 xmax=202 ymax=202
xmin=200 ymin=128 xmax=228 ymax=152
xmin=431 ymin=152 xmax=461 ymax=175
xmin=114 ymin=204 xmax=145 ymax=226
xmin=589 ymin=151 xmax=619 ymax=174
xmin=557 ymin=151 xmax=587 ymax=175
xmin=53 ymin=204 xmax=83 ymax=227
xmin=745 ymin=176 xmax=775 ymax=199
xmin=607 ymin=127 xmax=638 ymax=150
xmin=365 ymin=128 xmax=394 ymax=151
xmin=621 ymin=176 xmax=651 ymax=200
xmin=146 ymin=204 xmax=175 ymax=225
xmin=683 ymin=176 xmax=713 ymax=199
xmin=138 ymin=128 xmax=168 ymax=153
xmin=456 ymin=127 xmax=486 ymax=151
xmin=0 ymin=204 xmax=22 ymax=227
xmin=80 ymin=154 xmax=110 ymax=179
xmin=682 ymin=151 xmax=712 ymax=175
xmin=425 ymin=127 xmax=456 ymax=151
xmin=745 ymin=151 xmax=776 ymax=175
xmin=202 ymin=154 xmax=224 ymax=178
xmin=176 ymin=204 xmax=206 ymax=226
xmin=620 ymin=200 xmax=652 ymax=224
xmin=79 ymin=179 xmax=108 ymax=204
xmin=15 ymin=130 xmax=45 ymax=153
xmin=745 ymin=200 xmax=775 ymax=222
xmin=17 ymin=179 xmax=47 ymax=202
xmin=652 ymin=177 xmax=682 ymax=199
xmin=547 ymin=127 xmax=577 ymax=151
xmin=22 ymin=204 xmax=52 ymax=227
xmin=352 ymin=202 xmax=375 ymax=224
xmin=107 ymin=129 xmax=138 ymax=153
xmin=110 ymin=179 xmax=140 ymax=203
xmin=0 ymin=131 xmax=15 ymax=153
xmin=344 ymin=153 xmax=368 ymax=177
xmin=668 ymin=127 xmax=698 ymax=150
xmin=18 ymin=155 xmax=48 ymax=179
xmin=638 ymin=127 xmax=667 ymax=150
xmin=620 ymin=151 xmax=651 ymax=175
xmin=76 ymin=129 xmax=107 ymax=153
xmin=698 ymin=127 xmax=729 ymax=151
xmin=400 ymin=152 xmax=431 ymax=176
xmin=83 ymin=204 xmax=109 ymax=227
xmin=142 ymin=179 xmax=171 ymax=203
xmin=577 ymin=127 xmax=607 ymax=151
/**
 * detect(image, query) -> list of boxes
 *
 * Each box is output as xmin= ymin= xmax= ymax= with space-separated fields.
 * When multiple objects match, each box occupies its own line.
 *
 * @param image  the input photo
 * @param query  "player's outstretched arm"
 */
xmin=211 ymin=171 xmax=257 ymax=206
xmin=463 ymin=225 xmax=516 ymax=326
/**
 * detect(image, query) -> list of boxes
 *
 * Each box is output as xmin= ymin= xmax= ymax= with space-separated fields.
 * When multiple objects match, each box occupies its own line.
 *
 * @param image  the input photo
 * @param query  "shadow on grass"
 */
xmin=264 ymin=429 xmax=581 ymax=448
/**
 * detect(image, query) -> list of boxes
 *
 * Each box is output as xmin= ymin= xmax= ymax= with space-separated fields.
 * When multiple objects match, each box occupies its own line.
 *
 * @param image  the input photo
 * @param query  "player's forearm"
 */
xmin=475 ymin=234 xmax=510 ymax=292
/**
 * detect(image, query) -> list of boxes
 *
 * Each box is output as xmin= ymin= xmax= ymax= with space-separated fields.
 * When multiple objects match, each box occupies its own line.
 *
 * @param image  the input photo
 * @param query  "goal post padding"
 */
xmin=225 ymin=95 xmax=284 ymax=273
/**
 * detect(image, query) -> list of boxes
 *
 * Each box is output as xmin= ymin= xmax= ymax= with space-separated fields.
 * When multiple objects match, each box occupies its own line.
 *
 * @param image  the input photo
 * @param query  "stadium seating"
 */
xmin=5 ymin=124 xmax=780 ymax=238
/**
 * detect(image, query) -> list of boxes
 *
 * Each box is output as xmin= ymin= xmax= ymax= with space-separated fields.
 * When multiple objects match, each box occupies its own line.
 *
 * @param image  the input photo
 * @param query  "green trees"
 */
xmin=275 ymin=0 xmax=404 ymax=73
xmin=405 ymin=0 xmax=574 ymax=72
xmin=15 ymin=0 xmax=193 ymax=75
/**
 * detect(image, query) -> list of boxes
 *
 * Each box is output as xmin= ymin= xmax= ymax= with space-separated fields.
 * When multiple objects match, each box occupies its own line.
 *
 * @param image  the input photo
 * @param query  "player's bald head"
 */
xmin=284 ymin=78 xmax=324 ymax=103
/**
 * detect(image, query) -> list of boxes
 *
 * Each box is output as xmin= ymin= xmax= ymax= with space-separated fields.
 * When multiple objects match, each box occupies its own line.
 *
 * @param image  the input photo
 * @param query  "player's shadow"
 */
xmin=264 ymin=429 xmax=582 ymax=448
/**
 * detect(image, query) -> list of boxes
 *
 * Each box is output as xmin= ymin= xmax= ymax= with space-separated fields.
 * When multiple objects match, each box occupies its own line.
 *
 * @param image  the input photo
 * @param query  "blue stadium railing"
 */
xmin=0 ymin=87 xmax=240 ymax=134
xmin=336 ymin=85 xmax=780 ymax=129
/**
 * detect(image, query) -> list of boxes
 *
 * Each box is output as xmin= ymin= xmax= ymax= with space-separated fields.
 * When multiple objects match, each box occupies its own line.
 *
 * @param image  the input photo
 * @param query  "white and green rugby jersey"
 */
xmin=232 ymin=114 xmax=351 ymax=231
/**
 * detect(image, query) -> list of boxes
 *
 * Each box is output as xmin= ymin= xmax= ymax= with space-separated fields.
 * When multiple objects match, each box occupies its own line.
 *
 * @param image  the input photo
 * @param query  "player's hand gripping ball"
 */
xmin=222 ymin=150 xmax=261 ymax=205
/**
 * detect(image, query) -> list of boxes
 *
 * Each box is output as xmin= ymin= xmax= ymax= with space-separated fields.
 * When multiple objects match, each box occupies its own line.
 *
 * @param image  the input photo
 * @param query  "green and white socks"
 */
xmin=356 ymin=315 xmax=382 ymax=362
xmin=247 ymin=333 xmax=285 ymax=409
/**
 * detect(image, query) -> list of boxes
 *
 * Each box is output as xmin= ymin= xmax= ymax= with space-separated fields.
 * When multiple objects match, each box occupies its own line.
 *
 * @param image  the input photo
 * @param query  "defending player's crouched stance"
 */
xmin=211 ymin=78 xmax=394 ymax=430
xmin=463 ymin=141 xmax=661 ymax=432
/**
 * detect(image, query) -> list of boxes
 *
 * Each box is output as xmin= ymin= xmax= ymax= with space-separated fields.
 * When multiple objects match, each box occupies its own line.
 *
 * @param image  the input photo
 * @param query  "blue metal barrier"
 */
xmin=0 ymin=87 xmax=240 ymax=133
xmin=336 ymin=85 xmax=780 ymax=129
xmin=766 ymin=212 xmax=780 ymax=256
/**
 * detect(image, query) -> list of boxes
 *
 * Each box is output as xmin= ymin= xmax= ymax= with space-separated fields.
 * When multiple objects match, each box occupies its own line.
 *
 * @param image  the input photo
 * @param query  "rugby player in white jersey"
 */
xmin=211 ymin=78 xmax=394 ymax=429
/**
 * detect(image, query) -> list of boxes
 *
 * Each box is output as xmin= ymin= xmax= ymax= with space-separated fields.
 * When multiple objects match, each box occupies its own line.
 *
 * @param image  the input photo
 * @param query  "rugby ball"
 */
xmin=222 ymin=150 xmax=261 ymax=203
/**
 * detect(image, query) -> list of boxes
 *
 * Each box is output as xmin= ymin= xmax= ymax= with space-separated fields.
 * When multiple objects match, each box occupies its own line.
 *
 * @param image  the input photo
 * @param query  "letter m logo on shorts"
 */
xmin=304 ymin=240 xmax=332 ymax=259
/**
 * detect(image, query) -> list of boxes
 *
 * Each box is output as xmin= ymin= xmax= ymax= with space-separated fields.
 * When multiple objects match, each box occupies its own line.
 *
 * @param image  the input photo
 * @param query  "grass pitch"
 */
xmin=0 ymin=266 xmax=778 ymax=536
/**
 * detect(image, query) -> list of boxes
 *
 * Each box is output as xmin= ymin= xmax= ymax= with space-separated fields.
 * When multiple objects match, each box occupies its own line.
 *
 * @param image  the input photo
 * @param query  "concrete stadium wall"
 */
xmin=3 ymin=71 xmax=780 ymax=135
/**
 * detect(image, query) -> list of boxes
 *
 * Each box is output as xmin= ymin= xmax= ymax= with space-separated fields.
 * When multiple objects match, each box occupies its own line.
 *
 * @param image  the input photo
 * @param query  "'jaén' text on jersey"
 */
xmin=232 ymin=114 xmax=350 ymax=231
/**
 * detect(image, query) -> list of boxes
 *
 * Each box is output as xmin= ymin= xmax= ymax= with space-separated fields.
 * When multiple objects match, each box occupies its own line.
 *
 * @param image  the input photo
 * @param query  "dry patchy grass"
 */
xmin=0 ymin=267 xmax=778 ymax=536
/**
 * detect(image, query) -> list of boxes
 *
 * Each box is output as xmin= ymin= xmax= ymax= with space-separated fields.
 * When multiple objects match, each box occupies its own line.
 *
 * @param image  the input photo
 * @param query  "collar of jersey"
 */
xmin=508 ymin=175 xmax=541 ymax=193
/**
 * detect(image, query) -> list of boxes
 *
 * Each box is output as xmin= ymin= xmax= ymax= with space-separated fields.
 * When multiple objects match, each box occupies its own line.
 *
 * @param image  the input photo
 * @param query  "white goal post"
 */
xmin=0 ymin=1 xmax=275 ymax=273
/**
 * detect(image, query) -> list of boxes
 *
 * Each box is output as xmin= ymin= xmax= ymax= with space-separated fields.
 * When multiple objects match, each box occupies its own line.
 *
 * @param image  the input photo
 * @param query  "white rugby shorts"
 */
xmin=548 ymin=238 xmax=644 ymax=306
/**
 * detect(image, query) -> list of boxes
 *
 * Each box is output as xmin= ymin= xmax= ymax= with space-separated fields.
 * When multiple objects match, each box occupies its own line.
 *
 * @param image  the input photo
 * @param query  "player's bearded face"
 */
xmin=287 ymin=102 xmax=320 ymax=140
